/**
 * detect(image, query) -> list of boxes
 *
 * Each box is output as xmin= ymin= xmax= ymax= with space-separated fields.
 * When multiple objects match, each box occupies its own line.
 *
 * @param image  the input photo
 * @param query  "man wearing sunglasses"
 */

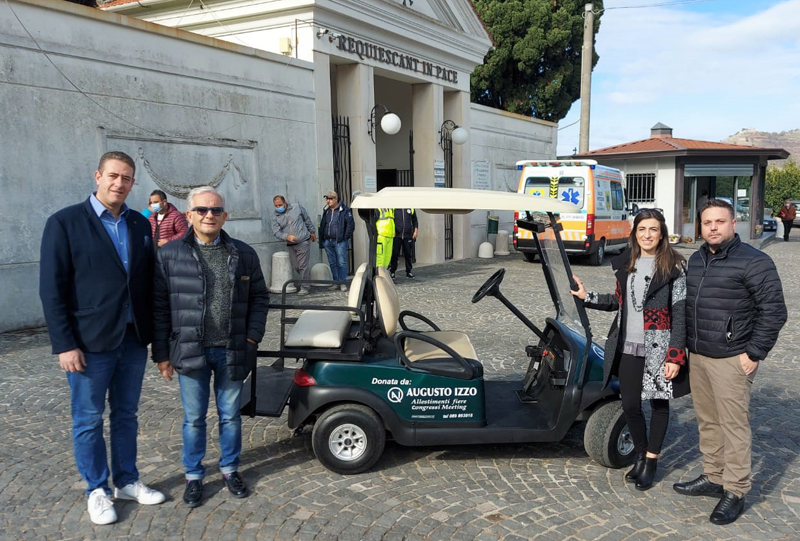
xmin=152 ymin=186 xmax=268 ymax=508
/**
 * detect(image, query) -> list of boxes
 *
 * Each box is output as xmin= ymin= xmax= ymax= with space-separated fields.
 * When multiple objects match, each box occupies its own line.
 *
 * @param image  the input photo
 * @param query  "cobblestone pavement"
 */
xmin=2 ymin=240 xmax=799 ymax=540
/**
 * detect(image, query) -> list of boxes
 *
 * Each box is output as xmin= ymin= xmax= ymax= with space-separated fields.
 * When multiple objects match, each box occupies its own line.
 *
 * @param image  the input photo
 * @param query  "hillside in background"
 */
xmin=724 ymin=128 xmax=799 ymax=166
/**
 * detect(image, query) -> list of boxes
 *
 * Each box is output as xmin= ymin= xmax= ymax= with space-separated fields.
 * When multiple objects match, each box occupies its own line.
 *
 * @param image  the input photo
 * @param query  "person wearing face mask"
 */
xmin=776 ymin=199 xmax=796 ymax=241
xmin=147 ymin=190 xmax=188 ymax=249
xmin=270 ymin=195 xmax=317 ymax=295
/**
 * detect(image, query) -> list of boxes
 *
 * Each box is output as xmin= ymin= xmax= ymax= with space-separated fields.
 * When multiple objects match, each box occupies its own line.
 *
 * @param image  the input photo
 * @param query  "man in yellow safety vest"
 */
xmin=376 ymin=208 xmax=395 ymax=268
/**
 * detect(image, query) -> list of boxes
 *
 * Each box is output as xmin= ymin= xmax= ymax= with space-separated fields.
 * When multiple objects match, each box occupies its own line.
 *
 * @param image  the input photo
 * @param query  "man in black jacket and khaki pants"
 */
xmin=153 ymin=186 xmax=268 ymax=508
xmin=676 ymin=199 xmax=787 ymax=525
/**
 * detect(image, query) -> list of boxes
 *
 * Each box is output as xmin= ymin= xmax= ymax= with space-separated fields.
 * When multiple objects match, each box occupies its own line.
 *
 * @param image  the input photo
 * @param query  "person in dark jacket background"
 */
xmin=573 ymin=209 xmax=689 ymax=491
xmin=153 ymin=186 xmax=268 ymax=508
xmin=319 ymin=190 xmax=355 ymax=290
xmin=389 ymin=208 xmax=418 ymax=279
xmin=674 ymin=199 xmax=786 ymax=525
xmin=776 ymin=198 xmax=796 ymax=241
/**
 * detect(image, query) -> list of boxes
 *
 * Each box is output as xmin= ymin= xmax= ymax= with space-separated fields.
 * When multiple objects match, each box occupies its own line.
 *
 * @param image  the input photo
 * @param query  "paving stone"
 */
xmin=2 ymin=244 xmax=799 ymax=540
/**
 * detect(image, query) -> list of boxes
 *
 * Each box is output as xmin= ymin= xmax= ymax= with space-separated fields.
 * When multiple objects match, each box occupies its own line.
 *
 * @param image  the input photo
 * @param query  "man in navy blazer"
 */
xmin=39 ymin=151 xmax=165 ymax=525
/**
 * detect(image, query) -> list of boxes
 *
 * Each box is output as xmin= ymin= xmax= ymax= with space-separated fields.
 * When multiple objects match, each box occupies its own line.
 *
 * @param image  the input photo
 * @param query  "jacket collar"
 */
xmin=182 ymin=226 xmax=233 ymax=248
xmin=610 ymin=248 xmax=631 ymax=271
xmin=701 ymin=233 xmax=741 ymax=258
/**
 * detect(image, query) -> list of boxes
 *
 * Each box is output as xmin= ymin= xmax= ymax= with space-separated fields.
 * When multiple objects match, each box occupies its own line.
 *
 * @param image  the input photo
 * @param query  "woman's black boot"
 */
xmin=635 ymin=457 xmax=658 ymax=491
xmin=625 ymin=453 xmax=646 ymax=483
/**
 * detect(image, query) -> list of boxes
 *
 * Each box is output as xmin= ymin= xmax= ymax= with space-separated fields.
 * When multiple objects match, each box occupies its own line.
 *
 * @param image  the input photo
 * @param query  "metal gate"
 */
xmin=332 ymin=115 xmax=354 ymax=273
xmin=442 ymin=129 xmax=454 ymax=260
xmin=396 ymin=130 xmax=415 ymax=187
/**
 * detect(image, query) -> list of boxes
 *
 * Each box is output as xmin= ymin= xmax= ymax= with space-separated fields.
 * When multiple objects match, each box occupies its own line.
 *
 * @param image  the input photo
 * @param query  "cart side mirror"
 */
xmin=627 ymin=203 xmax=639 ymax=215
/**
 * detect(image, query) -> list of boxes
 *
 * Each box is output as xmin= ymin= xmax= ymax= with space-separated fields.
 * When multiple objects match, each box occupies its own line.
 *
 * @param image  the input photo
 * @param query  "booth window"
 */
xmin=626 ymin=173 xmax=656 ymax=203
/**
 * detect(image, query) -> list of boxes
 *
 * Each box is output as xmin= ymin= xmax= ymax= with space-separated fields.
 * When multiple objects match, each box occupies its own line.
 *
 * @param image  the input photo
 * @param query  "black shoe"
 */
xmin=224 ymin=472 xmax=248 ymax=499
xmin=710 ymin=491 xmax=745 ymax=525
xmin=635 ymin=457 xmax=658 ymax=491
xmin=406 ymin=272 xmax=415 ymax=279
xmin=673 ymin=475 xmax=724 ymax=497
xmin=625 ymin=453 xmax=646 ymax=483
xmin=183 ymin=480 xmax=202 ymax=507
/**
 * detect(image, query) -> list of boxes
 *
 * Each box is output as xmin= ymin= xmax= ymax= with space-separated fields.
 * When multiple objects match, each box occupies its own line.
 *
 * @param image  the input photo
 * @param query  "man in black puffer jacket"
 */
xmin=675 ymin=199 xmax=786 ymax=525
xmin=152 ymin=186 xmax=268 ymax=508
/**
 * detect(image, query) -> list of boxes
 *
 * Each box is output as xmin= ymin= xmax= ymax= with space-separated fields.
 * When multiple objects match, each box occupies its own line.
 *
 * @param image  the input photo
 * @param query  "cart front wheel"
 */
xmin=584 ymin=400 xmax=635 ymax=468
xmin=312 ymin=404 xmax=386 ymax=475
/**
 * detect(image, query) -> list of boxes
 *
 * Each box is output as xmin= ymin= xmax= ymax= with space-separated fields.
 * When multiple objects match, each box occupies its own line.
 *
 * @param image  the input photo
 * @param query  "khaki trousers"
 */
xmin=689 ymin=353 xmax=758 ymax=497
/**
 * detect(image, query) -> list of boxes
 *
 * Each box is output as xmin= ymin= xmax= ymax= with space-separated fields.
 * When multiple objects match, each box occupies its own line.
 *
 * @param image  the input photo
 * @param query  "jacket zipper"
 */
xmin=191 ymin=248 xmax=206 ymax=341
xmin=692 ymin=250 xmax=721 ymax=352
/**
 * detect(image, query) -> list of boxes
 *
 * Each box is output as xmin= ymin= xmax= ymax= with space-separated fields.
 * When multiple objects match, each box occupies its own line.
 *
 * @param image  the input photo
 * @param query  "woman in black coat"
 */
xmin=572 ymin=209 xmax=689 ymax=490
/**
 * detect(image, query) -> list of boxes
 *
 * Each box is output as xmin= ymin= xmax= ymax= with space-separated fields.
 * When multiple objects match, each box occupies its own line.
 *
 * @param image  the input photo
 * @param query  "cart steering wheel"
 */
xmin=471 ymin=268 xmax=506 ymax=304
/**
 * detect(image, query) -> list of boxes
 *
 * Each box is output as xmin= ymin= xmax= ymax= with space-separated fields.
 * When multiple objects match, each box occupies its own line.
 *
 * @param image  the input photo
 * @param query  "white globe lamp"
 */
xmin=381 ymin=113 xmax=402 ymax=135
xmin=451 ymin=126 xmax=469 ymax=145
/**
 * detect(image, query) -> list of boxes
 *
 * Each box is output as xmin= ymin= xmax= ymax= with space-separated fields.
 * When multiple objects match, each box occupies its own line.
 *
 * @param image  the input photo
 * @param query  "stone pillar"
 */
xmin=313 ymin=51 xmax=334 ymax=267
xmin=336 ymin=63 xmax=375 ymax=270
xmin=444 ymin=90 xmax=472 ymax=259
xmin=314 ymin=51 xmax=335 ymax=200
xmin=412 ymin=82 xmax=444 ymax=265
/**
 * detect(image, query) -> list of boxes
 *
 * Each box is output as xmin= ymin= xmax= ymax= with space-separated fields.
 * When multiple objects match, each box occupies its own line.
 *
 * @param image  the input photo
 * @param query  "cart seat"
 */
xmin=285 ymin=263 xmax=368 ymax=349
xmin=403 ymin=331 xmax=484 ymax=379
xmin=284 ymin=309 xmax=352 ymax=348
xmin=374 ymin=275 xmax=482 ymax=379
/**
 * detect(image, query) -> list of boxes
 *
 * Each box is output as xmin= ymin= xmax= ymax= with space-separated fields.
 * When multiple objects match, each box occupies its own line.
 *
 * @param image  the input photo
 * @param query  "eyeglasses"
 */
xmin=191 ymin=206 xmax=224 ymax=216
xmin=325 ymin=196 xmax=336 ymax=200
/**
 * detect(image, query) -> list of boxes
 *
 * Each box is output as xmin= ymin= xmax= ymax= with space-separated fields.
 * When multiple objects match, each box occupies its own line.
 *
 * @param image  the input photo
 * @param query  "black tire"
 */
xmin=522 ymin=251 xmax=537 ymax=263
xmin=584 ymin=400 xmax=635 ymax=469
xmin=311 ymin=404 xmax=386 ymax=475
xmin=588 ymin=239 xmax=606 ymax=266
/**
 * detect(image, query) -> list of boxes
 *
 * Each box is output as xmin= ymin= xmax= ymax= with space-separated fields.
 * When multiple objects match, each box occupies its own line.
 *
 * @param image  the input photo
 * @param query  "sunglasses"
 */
xmin=191 ymin=206 xmax=224 ymax=216
xmin=325 ymin=196 xmax=336 ymax=200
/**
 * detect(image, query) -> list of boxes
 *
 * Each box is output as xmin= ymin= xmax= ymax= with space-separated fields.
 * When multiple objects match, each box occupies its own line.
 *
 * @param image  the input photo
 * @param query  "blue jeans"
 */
xmin=323 ymin=238 xmax=349 ymax=282
xmin=179 ymin=347 xmax=243 ymax=480
xmin=67 ymin=326 xmax=147 ymax=495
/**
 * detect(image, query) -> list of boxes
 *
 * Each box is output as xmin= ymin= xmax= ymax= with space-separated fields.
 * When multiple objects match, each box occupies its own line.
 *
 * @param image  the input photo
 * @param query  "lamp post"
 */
xmin=368 ymin=104 xmax=402 ymax=144
xmin=438 ymin=119 xmax=469 ymax=149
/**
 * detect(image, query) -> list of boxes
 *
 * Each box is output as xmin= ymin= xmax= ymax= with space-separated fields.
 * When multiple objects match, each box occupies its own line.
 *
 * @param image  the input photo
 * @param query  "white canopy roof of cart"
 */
xmin=351 ymin=187 xmax=579 ymax=214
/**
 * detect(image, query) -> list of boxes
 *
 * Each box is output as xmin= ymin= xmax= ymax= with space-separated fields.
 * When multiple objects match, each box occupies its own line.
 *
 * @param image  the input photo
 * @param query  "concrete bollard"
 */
xmin=477 ymin=242 xmax=494 ymax=259
xmin=310 ymin=262 xmax=332 ymax=287
xmin=269 ymin=251 xmax=297 ymax=294
xmin=495 ymin=229 xmax=510 ymax=256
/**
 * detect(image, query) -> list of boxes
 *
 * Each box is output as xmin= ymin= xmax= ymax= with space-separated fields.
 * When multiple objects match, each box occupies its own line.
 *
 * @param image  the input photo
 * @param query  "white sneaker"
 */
xmin=88 ymin=488 xmax=117 ymax=525
xmin=340 ymin=284 xmax=348 ymax=292
xmin=114 ymin=480 xmax=166 ymax=505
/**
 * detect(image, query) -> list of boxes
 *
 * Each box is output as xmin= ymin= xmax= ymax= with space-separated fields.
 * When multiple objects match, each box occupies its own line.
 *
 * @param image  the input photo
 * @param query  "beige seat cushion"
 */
xmin=403 ymin=331 xmax=478 ymax=362
xmin=285 ymin=309 xmax=352 ymax=348
xmin=347 ymin=262 xmax=368 ymax=309
xmin=374 ymin=275 xmax=400 ymax=337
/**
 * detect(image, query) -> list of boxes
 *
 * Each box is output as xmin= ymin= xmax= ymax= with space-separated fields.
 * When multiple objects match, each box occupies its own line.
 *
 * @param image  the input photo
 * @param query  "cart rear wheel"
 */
xmin=584 ymin=400 xmax=635 ymax=468
xmin=312 ymin=404 xmax=386 ymax=475
xmin=522 ymin=251 xmax=537 ymax=263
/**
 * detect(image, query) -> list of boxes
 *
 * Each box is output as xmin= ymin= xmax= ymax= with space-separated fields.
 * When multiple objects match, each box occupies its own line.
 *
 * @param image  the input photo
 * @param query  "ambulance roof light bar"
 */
xmin=516 ymin=159 xmax=598 ymax=170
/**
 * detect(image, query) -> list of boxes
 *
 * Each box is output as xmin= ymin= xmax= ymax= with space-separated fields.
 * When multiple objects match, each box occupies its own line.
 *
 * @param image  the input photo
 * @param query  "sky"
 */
xmin=556 ymin=0 xmax=800 ymax=156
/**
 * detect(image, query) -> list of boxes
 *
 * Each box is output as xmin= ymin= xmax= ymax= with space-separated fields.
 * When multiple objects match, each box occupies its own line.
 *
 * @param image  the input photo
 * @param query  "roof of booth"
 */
xmin=350 ymin=187 xmax=579 ymax=214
